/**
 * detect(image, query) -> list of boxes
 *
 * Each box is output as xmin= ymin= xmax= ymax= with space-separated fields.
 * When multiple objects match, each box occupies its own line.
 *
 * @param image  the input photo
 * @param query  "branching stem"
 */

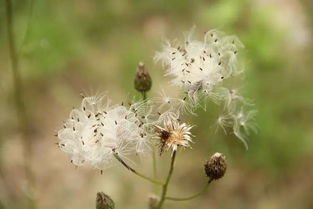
xmin=113 ymin=153 xmax=164 ymax=185
xmin=165 ymin=179 xmax=213 ymax=201
xmin=156 ymin=151 xmax=177 ymax=209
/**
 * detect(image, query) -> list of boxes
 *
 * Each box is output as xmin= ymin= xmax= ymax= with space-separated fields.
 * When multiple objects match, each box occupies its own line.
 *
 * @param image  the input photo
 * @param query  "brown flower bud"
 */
xmin=96 ymin=192 xmax=115 ymax=209
xmin=204 ymin=152 xmax=226 ymax=180
xmin=134 ymin=62 xmax=152 ymax=93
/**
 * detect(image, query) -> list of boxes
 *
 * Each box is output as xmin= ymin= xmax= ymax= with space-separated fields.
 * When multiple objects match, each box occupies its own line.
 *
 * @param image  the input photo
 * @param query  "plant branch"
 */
xmin=113 ymin=153 xmax=164 ymax=185
xmin=165 ymin=178 xmax=213 ymax=201
xmin=156 ymin=150 xmax=177 ymax=209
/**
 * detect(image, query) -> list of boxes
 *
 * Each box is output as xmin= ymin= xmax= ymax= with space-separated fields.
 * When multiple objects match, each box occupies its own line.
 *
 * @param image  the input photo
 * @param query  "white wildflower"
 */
xmin=57 ymin=95 xmax=152 ymax=170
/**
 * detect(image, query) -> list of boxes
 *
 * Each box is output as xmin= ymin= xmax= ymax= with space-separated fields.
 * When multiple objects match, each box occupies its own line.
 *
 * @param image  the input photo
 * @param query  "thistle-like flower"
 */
xmin=57 ymin=95 xmax=152 ymax=170
xmin=154 ymin=112 xmax=193 ymax=154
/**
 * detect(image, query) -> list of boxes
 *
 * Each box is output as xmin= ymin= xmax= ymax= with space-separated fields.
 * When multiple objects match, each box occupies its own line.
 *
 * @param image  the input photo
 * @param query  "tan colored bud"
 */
xmin=204 ymin=152 xmax=226 ymax=180
xmin=96 ymin=192 xmax=115 ymax=209
xmin=134 ymin=62 xmax=152 ymax=93
xmin=148 ymin=195 xmax=159 ymax=209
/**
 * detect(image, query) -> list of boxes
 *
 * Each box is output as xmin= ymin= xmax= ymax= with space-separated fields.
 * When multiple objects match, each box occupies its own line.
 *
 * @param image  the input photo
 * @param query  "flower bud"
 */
xmin=134 ymin=62 xmax=152 ymax=93
xmin=148 ymin=195 xmax=159 ymax=209
xmin=96 ymin=192 xmax=115 ymax=209
xmin=204 ymin=152 xmax=226 ymax=180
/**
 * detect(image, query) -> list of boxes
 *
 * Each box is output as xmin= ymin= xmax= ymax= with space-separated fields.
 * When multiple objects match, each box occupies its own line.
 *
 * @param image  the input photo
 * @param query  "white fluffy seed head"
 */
xmin=155 ymin=28 xmax=256 ymax=148
xmin=155 ymin=28 xmax=244 ymax=104
xmin=57 ymin=96 xmax=152 ymax=169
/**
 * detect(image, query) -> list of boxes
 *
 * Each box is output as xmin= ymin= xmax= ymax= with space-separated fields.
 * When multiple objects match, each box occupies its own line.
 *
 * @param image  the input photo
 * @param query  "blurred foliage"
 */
xmin=1 ymin=0 xmax=313 ymax=209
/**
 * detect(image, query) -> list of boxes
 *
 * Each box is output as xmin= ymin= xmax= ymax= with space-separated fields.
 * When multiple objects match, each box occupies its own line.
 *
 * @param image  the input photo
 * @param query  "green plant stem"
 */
xmin=5 ymin=0 xmax=33 ymax=187
xmin=5 ymin=0 xmax=34 ymax=208
xmin=156 ymin=151 xmax=177 ymax=209
xmin=141 ymin=92 xmax=158 ymax=186
xmin=113 ymin=153 xmax=164 ymax=185
xmin=142 ymin=92 xmax=147 ymax=100
xmin=19 ymin=0 xmax=34 ymax=54
xmin=165 ymin=179 xmax=213 ymax=201
xmin=152 ymin=148 xmax=157 ymax=179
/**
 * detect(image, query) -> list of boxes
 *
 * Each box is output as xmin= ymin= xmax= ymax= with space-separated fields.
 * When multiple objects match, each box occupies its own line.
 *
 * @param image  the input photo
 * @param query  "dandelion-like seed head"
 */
xmin=57 ymin=95 xmax=152 ymax=170
xmin=155 ymin=113 xmax=193 ymax=155
xmin=155 ymin=28 xmax=257 ymax=148
xmin=155 ymin=28 xmax=244 ymax=103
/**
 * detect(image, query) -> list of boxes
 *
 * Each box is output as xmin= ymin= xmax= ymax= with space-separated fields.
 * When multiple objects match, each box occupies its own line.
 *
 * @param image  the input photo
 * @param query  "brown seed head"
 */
xmin=96 ymin=192 xmax=115 ymax=209
xmin=134 ymin=62 xmax=152 ymax=93
xmin=204 ymin=152 xmax=226 ymax=180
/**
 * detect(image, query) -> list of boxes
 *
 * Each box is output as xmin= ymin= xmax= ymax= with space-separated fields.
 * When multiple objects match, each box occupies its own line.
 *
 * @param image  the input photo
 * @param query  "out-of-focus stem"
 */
xmin=19 ymin=0 xmax=34 ymax=54
xmin=156 ymin=151 xmax=177 ymax=209
xmin=152 ymin=148 xmax=157 ymax=180
xmin=5 ymin=0 xmax=34 ymax=202
xmin=113 ymin=153 xmax=164 ymax=185
xmin=141 ymin=92 xmax=147 ymax=100
xmin=141 ymin=92 xmax=158 ymax=188
xmin=165 ymin=179 xmax=213 ymax=201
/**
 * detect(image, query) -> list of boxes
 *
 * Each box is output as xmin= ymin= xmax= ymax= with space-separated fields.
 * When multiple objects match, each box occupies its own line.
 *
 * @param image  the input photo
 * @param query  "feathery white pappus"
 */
xmin=155 ymin=28 xmax=256 ymax=148
xmin=154 ymin=28 xmax=244 ymax=103
xmin=57 ymin=95 xmax=152 ymax=169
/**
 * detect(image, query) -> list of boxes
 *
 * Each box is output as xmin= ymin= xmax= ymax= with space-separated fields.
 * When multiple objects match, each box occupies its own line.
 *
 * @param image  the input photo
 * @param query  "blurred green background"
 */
xmin=1 ymin=0 xmax=313 ymax=209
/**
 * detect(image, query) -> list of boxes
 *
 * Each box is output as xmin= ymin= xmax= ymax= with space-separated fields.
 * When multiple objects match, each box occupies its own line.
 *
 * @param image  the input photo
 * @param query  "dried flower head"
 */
xmin=96 ymin=192 xmax=115 ymax=209
xmin=134 ymin=62 xmax=152 ymax=93
xmin=155 ymin=112 xmax=193 ymax=154
xmin=57 ymin=95 xmax=152 ymax=170
xmin=204 ymin=152 xmax=227 ymax=180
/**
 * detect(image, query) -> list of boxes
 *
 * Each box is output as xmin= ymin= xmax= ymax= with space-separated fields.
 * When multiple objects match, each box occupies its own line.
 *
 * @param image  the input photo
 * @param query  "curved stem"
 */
xmin=156 ymin=151 xmax=177 ymax=209
xmin=165 ymin=179 xmax=213 ymax=201
xmin=113 ymin=153 xmax=164 ymax=185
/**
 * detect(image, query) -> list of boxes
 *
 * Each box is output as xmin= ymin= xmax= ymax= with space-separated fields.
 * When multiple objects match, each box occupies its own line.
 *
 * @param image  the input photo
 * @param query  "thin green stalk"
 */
xmin=5 ymin=0 xmax=34 ymax=207
xmin=165 ymin=179 xmax=213 ymax=201
xmin=141 ymin=92 xmax=158 ymax=186
xmin=5 ymin=0 xmax=33 ymax=186
xmin=19 ymin=0 xmax=34 ymax=54
xmin=156 ymin=151 xmax=177 ymax=209
xmin=142 ymin=92 xmax=147 ymax=100
xmin=113 ymin=153 xmax=164 ymax=185
xmin=152 ymin=148 xmax=157 ymax=179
